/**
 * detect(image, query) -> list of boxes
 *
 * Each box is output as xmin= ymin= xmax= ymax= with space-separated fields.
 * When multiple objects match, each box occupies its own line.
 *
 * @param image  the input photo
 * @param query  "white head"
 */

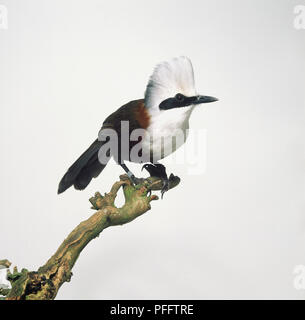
xmin=144 ymin=56 xmax=217 ymax=115
xmin=141 ymin=57 xmax=218 ymax=161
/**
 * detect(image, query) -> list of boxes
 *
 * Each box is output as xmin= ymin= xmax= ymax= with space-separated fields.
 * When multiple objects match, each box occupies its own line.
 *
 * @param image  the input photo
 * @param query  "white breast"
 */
xmin=141 ymin=107 xmax=194 ymax=162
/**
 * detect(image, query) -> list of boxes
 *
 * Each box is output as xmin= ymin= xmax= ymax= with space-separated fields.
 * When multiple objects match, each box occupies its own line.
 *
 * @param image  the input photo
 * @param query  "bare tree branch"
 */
xmin=2 ymin=174 xmax=180 ymax=300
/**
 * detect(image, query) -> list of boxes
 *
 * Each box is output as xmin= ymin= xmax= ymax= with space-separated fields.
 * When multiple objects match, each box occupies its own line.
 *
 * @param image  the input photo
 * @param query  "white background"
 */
xmin=0 ymin=0 xmax=304 ymax=299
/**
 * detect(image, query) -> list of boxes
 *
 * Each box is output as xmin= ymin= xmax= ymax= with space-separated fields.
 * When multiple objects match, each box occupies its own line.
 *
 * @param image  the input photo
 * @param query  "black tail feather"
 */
xmin=58 ymin=139 xmax=108 ymax=194
xmin=73 ymin=159 xmax=106 ymax=190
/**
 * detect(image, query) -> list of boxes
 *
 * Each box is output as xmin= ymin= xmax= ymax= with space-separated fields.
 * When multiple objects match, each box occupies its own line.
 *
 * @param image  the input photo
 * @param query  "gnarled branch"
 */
xmin=1 ymin=174 xmax=180 ymax=300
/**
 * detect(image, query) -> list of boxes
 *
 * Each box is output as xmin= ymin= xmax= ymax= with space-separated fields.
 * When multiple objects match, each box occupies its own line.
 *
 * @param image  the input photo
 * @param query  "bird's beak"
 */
xmin=194 ymin=95 xmax=218 ymax=104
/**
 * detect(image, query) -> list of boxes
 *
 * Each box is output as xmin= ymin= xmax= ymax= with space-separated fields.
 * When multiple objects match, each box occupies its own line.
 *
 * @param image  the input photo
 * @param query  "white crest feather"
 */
xmin=144 ymin=56 xmax=197 ymax=109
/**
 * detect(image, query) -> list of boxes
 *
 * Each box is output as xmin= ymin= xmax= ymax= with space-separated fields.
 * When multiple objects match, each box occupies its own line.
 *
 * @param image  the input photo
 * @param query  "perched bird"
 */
xmin=58 ymin=56 xmax=218 ymax=197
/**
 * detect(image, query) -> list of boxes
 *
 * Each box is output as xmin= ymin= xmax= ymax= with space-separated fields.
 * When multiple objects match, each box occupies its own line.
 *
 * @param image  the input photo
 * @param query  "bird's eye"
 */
xmin=175 ymin=93 xmax=184 ymax=101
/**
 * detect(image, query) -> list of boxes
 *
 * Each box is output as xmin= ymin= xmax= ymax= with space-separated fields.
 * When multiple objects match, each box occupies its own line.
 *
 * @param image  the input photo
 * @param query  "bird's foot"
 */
xmin=160 ymin=178 xmax=170 ymax=199
xmin=129 ymin=174 xmax=144 ymax=186
xmin=142 ymin=163 xmax=170 ymax=199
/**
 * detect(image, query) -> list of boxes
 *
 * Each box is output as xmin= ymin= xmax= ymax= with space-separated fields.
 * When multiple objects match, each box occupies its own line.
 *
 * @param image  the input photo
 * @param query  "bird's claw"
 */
xmin=161 ymin=179 xmax=170 ymax=199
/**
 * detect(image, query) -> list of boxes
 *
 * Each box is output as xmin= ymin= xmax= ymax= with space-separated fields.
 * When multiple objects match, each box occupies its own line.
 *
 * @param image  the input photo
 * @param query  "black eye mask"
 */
xmin=159 ymin=93 xmax=218 ymax=110
xmin=159 ymin=94 xmax=199 ymax=110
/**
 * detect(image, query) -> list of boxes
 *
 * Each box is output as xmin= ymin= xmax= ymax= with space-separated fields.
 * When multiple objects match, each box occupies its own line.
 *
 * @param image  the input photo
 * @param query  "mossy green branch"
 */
xmin=2 ymin=174 xmax=180 ymax=300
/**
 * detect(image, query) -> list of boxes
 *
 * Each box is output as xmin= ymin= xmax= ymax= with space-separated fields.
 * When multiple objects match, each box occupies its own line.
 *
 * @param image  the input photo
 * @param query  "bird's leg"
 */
xmin=120 ymin=163 xmax=143 ymax=185
xmin=142 ymin=162 xmax=170 ymax=199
